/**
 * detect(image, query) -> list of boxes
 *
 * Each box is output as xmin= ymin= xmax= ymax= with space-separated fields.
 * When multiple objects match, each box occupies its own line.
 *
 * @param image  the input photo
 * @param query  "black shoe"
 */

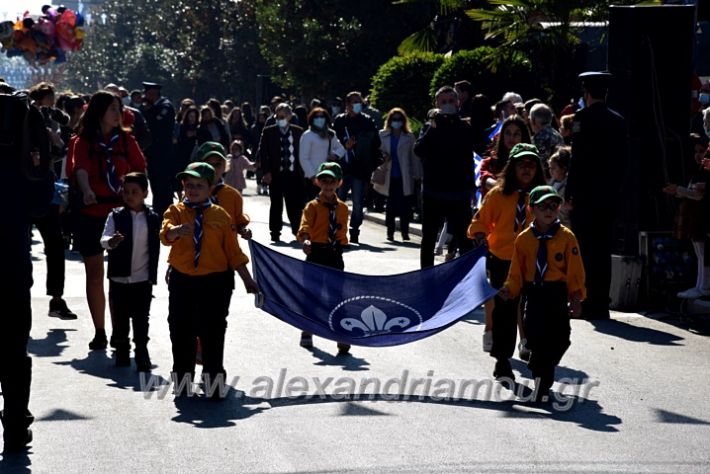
xmin=48 ymin=298 xmax=77 ymax=320
xmin=493 ymin=359 xmax=515 ymax=381
xmin=134 ymin=347 xmax=152 ymax=372
xmin=350 ymin=234 xmax=359 ymax=244
xmin=337 ymin=343 xmax=351 ymax=355
xmin=88 ymin=331 xmax=108 ymax=350
xmin=270 ymin=233 xmax=281 ymax=243
xmin=3 ymin=428 xmax=32 ymax=452
xmin=386 ymin=234 xmax=395 ymax=242
xmin=401 ymin=233 xmax=410 ymax=241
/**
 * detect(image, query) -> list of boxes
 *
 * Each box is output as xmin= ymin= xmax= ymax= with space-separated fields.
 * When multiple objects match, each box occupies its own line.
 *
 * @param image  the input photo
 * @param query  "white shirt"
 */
xmin=299 ymin=130 xmax=346 ymax=178
xmin=101 ymin=209 xmax=150 ymax=283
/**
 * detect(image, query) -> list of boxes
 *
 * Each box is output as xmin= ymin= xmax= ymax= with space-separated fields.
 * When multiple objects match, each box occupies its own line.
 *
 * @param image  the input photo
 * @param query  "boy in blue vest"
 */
xmin=101 ymin=172 xmax=160 ymax=371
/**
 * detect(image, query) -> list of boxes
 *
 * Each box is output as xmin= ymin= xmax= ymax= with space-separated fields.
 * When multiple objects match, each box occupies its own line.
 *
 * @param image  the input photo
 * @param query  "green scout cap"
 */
xmin=177 ymin=162 xmax=216 ymax=185
xmin=316 ymin=162 xmax=343 ymax=180
xmin=529 ymin=185 xmax=564 ymax=206
xmin=195 ymin=141 xmax=227 ymax=162
xmin=509 ymin=143 xmax=540 ymax=161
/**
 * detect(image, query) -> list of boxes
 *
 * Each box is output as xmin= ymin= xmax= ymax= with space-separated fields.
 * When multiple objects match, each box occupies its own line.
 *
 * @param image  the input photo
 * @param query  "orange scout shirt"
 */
xmin=467 ymin=186 xmax=533 ymax=260
xmin=214 ymin=184 xmax=250 ymax=232
xmin=504 ymin=224 xmax=586 ymax=300
xmin=297 ymin=197 xmax=349 ymax=245
xmin=160 ymin=202 xmax=248 ymax=276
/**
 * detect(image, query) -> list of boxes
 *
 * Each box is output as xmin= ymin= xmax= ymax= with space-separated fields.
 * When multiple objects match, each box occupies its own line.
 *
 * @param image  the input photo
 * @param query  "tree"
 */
xmin=252 ymin=0 xmax=428 ymax=100
xmin=64 ymin=0 xmax=269 ymax=102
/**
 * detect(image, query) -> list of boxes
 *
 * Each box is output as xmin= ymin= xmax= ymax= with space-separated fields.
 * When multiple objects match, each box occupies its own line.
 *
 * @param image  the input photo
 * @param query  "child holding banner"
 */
xmin=500 ymin=185 xmax=585 ymax=402
xmin=297 ymin=162 xmax=351 ymax=355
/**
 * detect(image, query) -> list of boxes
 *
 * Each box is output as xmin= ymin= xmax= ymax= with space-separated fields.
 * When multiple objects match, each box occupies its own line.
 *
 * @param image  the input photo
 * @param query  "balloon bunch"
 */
xmin=0 ymin=5 xmax=85 ymax=66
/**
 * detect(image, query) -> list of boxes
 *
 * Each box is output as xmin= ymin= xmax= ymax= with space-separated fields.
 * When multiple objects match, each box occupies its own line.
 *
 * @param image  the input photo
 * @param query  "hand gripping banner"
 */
xmin=249 ymin=241 xmax=497 ymax=347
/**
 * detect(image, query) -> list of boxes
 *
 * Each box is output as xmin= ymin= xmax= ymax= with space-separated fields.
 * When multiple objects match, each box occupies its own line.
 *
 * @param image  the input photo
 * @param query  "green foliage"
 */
xmin=369 ymin=53 xmax=446 ymax=121
xmin=429 ymin=47 xmax=535 ymax=100
xmin=252 ymin=0 xmax=427 ymax=99
xmin=64 ymin=0 xmax=269 ymax=102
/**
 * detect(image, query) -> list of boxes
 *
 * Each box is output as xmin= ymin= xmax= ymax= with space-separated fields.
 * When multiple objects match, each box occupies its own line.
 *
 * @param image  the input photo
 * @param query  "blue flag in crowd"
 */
xmin=249 ymin=241 xmax=497 ymax=347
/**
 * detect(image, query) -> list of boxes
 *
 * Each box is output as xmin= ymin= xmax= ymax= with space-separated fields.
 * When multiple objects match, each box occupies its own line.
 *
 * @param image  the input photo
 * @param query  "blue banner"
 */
xmin=249 ymin=241 xmax=497 ymax=347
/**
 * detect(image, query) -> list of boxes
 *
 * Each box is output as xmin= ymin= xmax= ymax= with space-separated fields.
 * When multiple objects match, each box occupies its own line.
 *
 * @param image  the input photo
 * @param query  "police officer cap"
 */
xmin=142 ymin=82 xmax=162 ymax=91
xmin=578 ymin=71 xmax=612 ymax=90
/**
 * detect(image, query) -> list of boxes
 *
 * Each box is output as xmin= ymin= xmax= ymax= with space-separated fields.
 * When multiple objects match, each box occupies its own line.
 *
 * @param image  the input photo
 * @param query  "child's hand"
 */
xmin=498 ymin=287 xmax=512 ymax=301
xmin=243 ymin=277 xmax=259 ymax=294
xmin=238 ymin=226 xmax=252 ymax=240
xmin=471 ymin=232 xmax=487 ymax=249
xmin=82 ymin=188 xmax=97 ymax=206
xmin=303 ymin=240 xmax=312 ymax=255
xmin=108 ymin=232 xmax=124 ymax=249
xmin=176 ymin=223 xmax=194 ymax=236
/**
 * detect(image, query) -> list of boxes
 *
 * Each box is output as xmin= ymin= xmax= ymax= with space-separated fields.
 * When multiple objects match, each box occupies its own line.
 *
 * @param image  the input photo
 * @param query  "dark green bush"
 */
xmin=369 ymin=53 xmax=445 ymax=121
xmin=430 ymin=47 xmax=537 ymax=102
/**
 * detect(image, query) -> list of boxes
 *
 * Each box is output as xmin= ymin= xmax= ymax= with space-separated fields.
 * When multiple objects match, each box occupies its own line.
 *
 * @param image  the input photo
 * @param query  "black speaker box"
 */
xmin=607 ymin=5 xmax=696 ymax=249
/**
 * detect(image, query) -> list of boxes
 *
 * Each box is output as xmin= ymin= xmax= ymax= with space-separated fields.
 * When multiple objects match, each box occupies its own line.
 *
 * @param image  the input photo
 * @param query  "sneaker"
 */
xmin=299 ymin=332 xmax=313 ymax=349
xmin=337 ymin=342 xmax=351 ymax=355
xmin=48 ymin=298 xmax=77 ymax=320
xmin=88 ymin=331 xmax=108 ymax=350
xmin=518 ymin=338 xmax=531 ymax=362
xmin=482 ymin=330 xmax=493 ymax=353
xmin=677 ymin=287 xmax=710 ymax=299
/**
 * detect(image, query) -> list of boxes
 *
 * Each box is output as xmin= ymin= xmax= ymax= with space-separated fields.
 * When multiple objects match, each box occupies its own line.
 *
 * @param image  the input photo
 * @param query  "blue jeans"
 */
xmin=337 ymin=175 xmax=365 ymax=236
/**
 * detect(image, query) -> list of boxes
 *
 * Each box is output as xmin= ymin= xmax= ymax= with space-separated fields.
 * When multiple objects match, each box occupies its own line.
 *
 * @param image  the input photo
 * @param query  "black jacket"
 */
xmin=106 ymin=206 xmax=161 ymax=285
xmin=257 ymin=124 xmax=304 ymax=178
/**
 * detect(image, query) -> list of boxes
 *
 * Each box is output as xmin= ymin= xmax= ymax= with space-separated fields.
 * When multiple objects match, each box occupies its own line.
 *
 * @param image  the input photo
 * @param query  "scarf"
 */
xmin=184 ymin=199 xmax=212 ymax=268
xmin=531 ymin=220 xmax=561 ymax=285
xmin=98 ymin=131 xmax=122 ymax=195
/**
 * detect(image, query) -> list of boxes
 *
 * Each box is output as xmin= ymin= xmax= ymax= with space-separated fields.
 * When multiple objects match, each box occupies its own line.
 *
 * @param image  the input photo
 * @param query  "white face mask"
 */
xmin=277 ymin=118 xmax=289 ymax=128
xmin=439 ymin=103 xmax=457 ymax=115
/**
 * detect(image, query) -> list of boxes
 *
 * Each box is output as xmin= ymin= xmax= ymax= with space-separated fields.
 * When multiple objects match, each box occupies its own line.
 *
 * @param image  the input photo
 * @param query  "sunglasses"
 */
xmin=535 ymin=201 xmax=560 ymax=211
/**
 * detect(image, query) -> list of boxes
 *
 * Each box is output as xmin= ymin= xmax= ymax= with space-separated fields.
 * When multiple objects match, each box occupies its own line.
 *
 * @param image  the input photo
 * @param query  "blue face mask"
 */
xmin=700 ymin=93 xmax=710 ymax=106
xmin=390 ymin=120 xmax=403 ymax=130
xmin=277 ymin=118 xmax=289 ymax=128
xmin=352 ymin=103 xmax=362 ymax=114
xmin=313 ymin=117 xmax=326 ymax=129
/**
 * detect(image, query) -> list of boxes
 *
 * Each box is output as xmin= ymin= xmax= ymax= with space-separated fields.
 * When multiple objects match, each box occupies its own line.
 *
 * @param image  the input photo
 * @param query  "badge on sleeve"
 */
xmin=572 ymin=247 xmax=579 ymax=255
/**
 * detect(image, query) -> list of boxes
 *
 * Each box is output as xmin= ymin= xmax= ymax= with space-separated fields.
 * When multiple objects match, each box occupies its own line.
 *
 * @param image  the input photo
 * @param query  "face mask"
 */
xmin=331 ymin=106 xmax=341 ymax=116
xmin=700 ymin=93 xmax=710 ymax=106
xmin=352 ymin=103 xmax=362 ymax=114
xmin=313 ymin=117 xmax=326 ymax=129
xmin=439 ymin=103 xmax=457 ymax=115
xmin=277 ymin=118 xmax=288 ymax=128
xmin=390 ymin=120 xmax=403 ymax=130
xmin=122 ymin=97 xmax=130 ymax=106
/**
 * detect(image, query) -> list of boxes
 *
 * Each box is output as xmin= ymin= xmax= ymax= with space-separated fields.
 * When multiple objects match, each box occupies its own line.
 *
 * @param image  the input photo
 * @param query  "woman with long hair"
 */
xmin=479 ymin=115 xmax=531 ymax=197
xmin=70 ymin=91 xmax=146 ymax=349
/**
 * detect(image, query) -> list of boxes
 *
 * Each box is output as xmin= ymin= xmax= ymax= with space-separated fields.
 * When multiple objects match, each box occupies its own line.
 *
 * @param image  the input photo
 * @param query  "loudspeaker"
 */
xmin=607 ymin=6 xmax=696 ymax=248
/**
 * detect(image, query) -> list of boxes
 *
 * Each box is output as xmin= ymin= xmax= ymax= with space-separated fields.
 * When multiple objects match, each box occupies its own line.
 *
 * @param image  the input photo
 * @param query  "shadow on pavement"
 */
xmin=309 ymin=347 xmax=371 ymax=372
xmin=172 ymin=388 xmax=268 ymax=428
xmin=0 ymin=450 xmax=31 ymax=473
xmin=509 ymin=359 xmax=591 ymax=383
xmin=28 ymin=328 xmax=77 ymax=358
xmin=55 ymin=350 xmax=170 ymax=393
xmin=590 ymin=319 xmax=684 ymax=345
xmin=346 ymin=243 xmax=394 ymax=253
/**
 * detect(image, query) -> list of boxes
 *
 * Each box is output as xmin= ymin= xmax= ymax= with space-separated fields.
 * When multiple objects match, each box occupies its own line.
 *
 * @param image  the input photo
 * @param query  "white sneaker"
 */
xmin=482 ymin=330 xmax=493 ymax=352
xmin=518 ymin=339 xmax=531 ymax=361
xmin=677 ymin=287 xmax=709 ymax=299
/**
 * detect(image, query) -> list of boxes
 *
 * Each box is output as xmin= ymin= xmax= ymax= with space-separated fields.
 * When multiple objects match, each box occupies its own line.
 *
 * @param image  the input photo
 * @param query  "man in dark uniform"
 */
xmin=140 ymin=82 xmax=176 ymax=217
xmin=0 ymin=83 xmax=48 ymax=451
xmin=565 ymin=72 xmax=627 ymax=319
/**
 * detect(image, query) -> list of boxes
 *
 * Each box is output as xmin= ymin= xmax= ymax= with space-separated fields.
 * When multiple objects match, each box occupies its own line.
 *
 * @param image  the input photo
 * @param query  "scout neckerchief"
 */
xmin=531 ymin=219 xmax=561 ymax=285
xmin=184 ymin=199 xmax=212 ymax=267
xmin=317 ymin=195 xmax=339 ymax=248
xmin=98 ymin=131 xmax=122 ymax=195
xmin=514 ymin=189 xmax=527 ymax=233
xmin=210 ymin=179 xmax=226 ymax=205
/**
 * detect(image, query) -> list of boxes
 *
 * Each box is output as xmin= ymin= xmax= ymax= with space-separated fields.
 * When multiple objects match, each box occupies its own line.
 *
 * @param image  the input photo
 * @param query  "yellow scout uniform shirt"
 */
xmin=297 ymin=197 xmax=349 ymax=245
xmin=160 ymin=202 xmax=249 ymax=276
xmin=504 ymin=224 xmax=586 ymax=299
xmin=467 ymin=186 xmax=533 ymax=260
xmin=214 ymin=184 xmax=249 ymax=232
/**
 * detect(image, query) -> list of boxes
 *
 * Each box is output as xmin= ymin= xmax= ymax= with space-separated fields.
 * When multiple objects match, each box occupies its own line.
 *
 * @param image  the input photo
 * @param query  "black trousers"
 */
xmin=168 ymin=269 xmax=233 ymax=385
xmin=109 ymin=280 xmax=153 ymax=351
xmin=523 ymin=282 xmax=571 ymax=388
xmin=307 ymin=244 xmax=345 ymax=270
xmin=420 ymin=195 xmax=473 ymax=268
xmin=269 ymin=171 xmax=305 ymax=238
xmin=32 ymin=204 xmax=65 ymax=297
xmin=385 ymin=177 xmax=412 ymax=237
xmin=148 ymin=163 xmax=175 ymax=219
xmin=571 ymin=206 xmax=613 ymax=317
xmin=488 ymin=253 xmax=520 ymax=362
xmin=0 ymin=283 xmax=33 ymax=438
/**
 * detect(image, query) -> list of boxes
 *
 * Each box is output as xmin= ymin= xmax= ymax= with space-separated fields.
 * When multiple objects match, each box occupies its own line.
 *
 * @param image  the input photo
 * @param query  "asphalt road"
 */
xmin=2 ymin=181 xmax=709 ymax=473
